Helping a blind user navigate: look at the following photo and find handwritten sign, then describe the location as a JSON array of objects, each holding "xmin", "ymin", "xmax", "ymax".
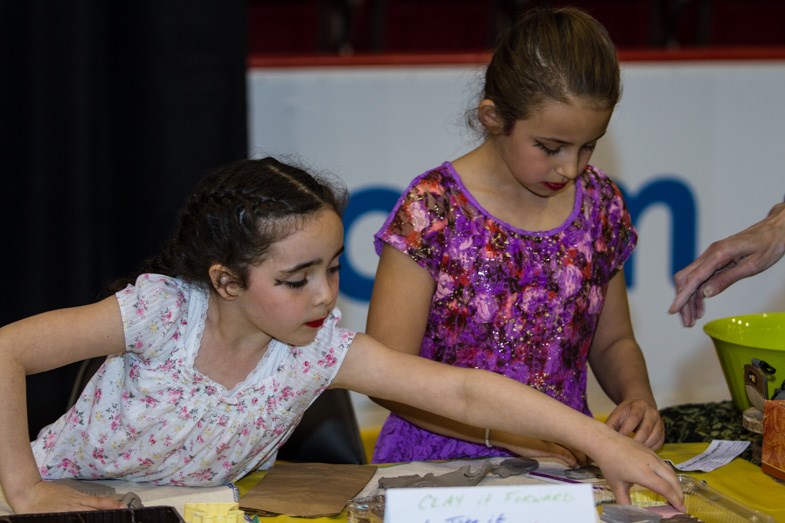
[{"xmin": 384, "ymin": 484, "xmax": 596, "ymax": 523}]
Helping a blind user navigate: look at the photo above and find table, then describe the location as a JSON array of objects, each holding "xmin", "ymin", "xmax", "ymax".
[
  {"xmin": 238, "ymin": 442, "xmax": 785, "ymax": 522},
  {"xmin": 659, "ymin": 442, "xmax": 784, "ymax": 521},
  {"xmin": 1, "ymin": 443, "xmax": 780, "ymax": 521}
]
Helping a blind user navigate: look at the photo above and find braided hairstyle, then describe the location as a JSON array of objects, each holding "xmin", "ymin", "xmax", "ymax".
[{"xmin": 135, "ymin": 157, "xmax": 348, "ymax": 290}]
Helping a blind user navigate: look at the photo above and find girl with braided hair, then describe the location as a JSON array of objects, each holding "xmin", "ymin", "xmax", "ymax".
[{"xmin": 0, "ymin": 157, "xmax": 683, "ymax": 514}]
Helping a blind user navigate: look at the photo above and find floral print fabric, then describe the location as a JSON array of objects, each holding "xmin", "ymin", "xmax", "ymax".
[
  {"xmin": 31, "ymin": 274, "xmax": 354, "ymax": 486},
  {"xmin": 372, "ymin": 162, "xmax": 636, "ymax": 463}
]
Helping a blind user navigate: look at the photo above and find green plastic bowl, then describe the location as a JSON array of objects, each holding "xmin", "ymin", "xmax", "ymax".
[{"xmin": 704, "ymin": 312, "xmax": 785, "ymax": 411}]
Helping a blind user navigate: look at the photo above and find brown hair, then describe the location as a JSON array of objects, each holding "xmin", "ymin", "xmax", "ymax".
[
  {"xmin": 130, "ymin": 157, "xmax": 347, "ymax": 290},
  {"xmin": 483, "ymin": 7, "xmax": 621, "ymax": 133}
]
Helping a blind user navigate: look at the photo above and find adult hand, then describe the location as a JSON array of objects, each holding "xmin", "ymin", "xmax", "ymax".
[
  {"xmin": 605, "ymin": 399, "xmax": 664, "ymax": 451},
  {"xmin": 9, "ymin": 480, "xmax": 125, "ymax": 515},
  {"xmin": 670, "ymin": 201, "xmax": 785, "ymax": 327}
]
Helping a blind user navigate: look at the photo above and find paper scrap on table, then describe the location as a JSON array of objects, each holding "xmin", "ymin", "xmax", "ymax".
[
  {"xmin": 239, "ymin": 462, "xmax": 377, "ymax": 517},
  {"xmin": 669, "ymin": 440, "xmax": 750, "ymax": 472}
]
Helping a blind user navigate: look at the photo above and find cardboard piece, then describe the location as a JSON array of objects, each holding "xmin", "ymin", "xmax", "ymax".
[
  {"xmin": 239, "ymin": 462, "xmax": 377, "ymax": 517},
  {"xmin": 761, "ymin": 400, "xmax": 785, "ymax": 481}
]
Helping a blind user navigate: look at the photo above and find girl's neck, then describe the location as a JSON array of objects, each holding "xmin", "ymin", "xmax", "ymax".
[
  {"xmin": 452, "ymin": 143, "xmax": 576, "ymax": 232},
  {"xmin": 194, "ymin": 293, "xmax": 272, "ymax": 389}
]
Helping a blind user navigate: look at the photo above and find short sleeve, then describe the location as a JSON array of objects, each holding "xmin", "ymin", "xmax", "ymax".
[
  {"xmin": 273, "ymin": 306, "xmax": 356, "ymax": 393},
  {"xmin": 605, "ymin": 175, "xmax": 638, "ymax": 276},
  {"xmin": 116, "ymin": 274, "xmax": 192, "ymax": 360},
  {"xmin": 374, "ymin": 168, "xmax": 453, "ymax": 279}
]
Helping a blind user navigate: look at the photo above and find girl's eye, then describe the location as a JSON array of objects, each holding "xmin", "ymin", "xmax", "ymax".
[
  {"xmin": 535, "ymin": 142, "xmax": 561, "ymax": 156},
  {"xmin": 276, "ymin": 265, "xmax": 341, "ymax": 288},
  {"xmin": 582, "ymin": 143, "xmax": 597, "ymax": 152},
  {"xmin": 277, "ymin": 278, "xmax": 308, "ymax": 289}
]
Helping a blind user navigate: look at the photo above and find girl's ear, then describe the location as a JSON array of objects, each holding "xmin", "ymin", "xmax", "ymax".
[
  {"xmin": 209, "ymin": 264, "xmax": 242, "ymax": 299},
  {"xmin": 478, "ymin": 99, "xmax": 504, "ymax": 134}
]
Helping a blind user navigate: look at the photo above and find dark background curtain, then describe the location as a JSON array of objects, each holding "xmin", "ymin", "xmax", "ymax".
[{"xmin": 0, "ymin": 1, "xmax": 249, "ymax": 438}]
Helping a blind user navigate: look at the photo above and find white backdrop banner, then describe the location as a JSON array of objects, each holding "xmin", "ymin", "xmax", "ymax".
[{"xmin": 248, "ymin": 59, "xmax": 785, "ymax": 423}]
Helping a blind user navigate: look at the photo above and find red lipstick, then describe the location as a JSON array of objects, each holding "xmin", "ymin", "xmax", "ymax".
[
  {"xmin": 544, "ymin": 181, "xmax": 566, "ymax": 191},
  {"xmin": 306, "ymin": 318, "xmax": 325, "ymax": 328}
]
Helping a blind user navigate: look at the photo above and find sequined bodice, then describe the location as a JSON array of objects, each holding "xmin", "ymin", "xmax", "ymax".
[
  {"xmin": 372, "ymin": 162, "xmax": 636, "ymax": 462},
  {"xmin": 375, "ymin": 160, "xmax": 636, "ymax": 415}
]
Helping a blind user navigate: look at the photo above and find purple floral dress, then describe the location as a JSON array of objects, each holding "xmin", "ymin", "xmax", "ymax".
[
  {"xmin": 31, "ymin": 274, "xmax": 354, "ymax": 486},
  {"xmin": 372, "ymin": 162, "xmax": 636, "ymax": 463}
]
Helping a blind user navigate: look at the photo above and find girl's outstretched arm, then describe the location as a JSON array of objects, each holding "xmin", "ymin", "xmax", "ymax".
[
  {"xmin": 0, "ymin": 296, "xmax": 128, "ymax": 514},
  {"xmin": 333, "ymin": 333, "xmax": 685, "ymax": 510}
]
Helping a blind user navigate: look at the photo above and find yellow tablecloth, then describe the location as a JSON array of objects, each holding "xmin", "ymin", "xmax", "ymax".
[
  {"xmin": 238, "ymin": 442, "xmax": 785, "ymax": 522},
  {"xmin": 659, "ymin": 442, "xmax": 785, "ymax": 521}
]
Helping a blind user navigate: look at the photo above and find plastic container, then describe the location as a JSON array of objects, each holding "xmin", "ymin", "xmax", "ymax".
[
  {"xmin": 346, "ymin": 495, "xmax": 384, "ymax": 523},
  {"xmin": 704, "ymin": 312, "xmax": 785, "ymax": 411},
  {"xmin": 0, "ymin": 506, "xmax": 185, "ymax": 523},
  {"xmin": 628, "ymin": 474, "xmax": 775, "ymax": 523}
]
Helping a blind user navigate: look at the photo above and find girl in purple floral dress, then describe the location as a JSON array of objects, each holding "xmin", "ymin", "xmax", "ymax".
[
  {"xmin": 0, "ymin": 157, "xmax": 684, "ymax": 515},
  {"xmin": 369, "ymin": 7, "xmax": 663, "ymax": 464}
]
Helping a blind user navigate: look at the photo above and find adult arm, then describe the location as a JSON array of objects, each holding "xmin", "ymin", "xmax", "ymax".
[
  {"xmin": 669, "ymin": 201, "xmax": 785, "ymax": 327},
  {"xmin": 588, "ymin": 270, "xmax": 663, "ymax": 450},
  {"xmin": 333, "ymin": 332, "xmax": 685, "ymax": 510},
  {"xmin": 366, "ymin": 245, "xmax": 581, "ymax": 465},
  {"xmin": 0, "ymin": 296, "xmax": 128, "ymax": 514}
]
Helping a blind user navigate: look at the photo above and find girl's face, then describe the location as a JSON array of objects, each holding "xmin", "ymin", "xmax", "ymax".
[
  {"xmin": 239, "ymin": 208, "xmax": 344, "ymax": 347},
  {"xmin": 492, "ymin": 96, "xmax": 613, "ymax": 198}
]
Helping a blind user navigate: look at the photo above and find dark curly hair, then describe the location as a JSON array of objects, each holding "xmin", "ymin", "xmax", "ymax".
[{"xmin": 126, "ymin": 157, "xmax": 348, "ymax": 291}]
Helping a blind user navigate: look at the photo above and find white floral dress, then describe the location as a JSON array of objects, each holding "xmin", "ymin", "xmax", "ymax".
[{"xmin": 31, "ymin": 274, "xmax": 354, "ymax": 486}]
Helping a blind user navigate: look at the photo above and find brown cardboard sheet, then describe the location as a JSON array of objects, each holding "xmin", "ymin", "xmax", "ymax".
[{"xmin": 239, "ymin": 462, "xmax": 377, "ymax": 517}]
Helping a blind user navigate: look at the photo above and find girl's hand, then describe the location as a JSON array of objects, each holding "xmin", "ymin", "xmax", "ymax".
[
  {"xmin": 591, "ymin": 433, "xmax": 685, "ymax": 511},
  {"xmin": 10, "ymin": 480, "xmax": 125, "ymax": 515},
  {"xmin": 605, "ymin": 399, "xmax": 664, "ymax": 451}
]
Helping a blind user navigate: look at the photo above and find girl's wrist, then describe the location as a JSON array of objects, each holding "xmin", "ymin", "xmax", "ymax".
[{"xmin": 580, "ymin": 421, "xmax": 619, "ymax": 457}]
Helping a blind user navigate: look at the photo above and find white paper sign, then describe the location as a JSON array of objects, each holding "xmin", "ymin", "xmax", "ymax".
[{"xmin": 384, "ymin": 484, "xmax": 596, "ymax": 523}]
